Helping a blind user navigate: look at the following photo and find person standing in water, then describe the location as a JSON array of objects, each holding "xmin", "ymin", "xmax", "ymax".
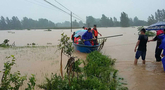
[
  {"xmin": 134, "ymin": 28, "xmax": 148, "ymax": 65},
  {"xmin": 92, "ymin": 25, "xmax": 102, "ymax": 45},
  {"xmin": 148, "ymin": 30, "xmax": 164, "ymax": 62}
]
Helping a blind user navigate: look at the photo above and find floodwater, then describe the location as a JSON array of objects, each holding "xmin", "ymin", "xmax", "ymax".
[{"xmin": 0, "ymin": 27, "xmax": 165, "ymax": 90}]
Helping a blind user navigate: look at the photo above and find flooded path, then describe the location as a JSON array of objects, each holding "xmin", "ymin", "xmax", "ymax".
[{"xmin": 0, "ymin": 27, "xmax": 165, "ymax": 90}]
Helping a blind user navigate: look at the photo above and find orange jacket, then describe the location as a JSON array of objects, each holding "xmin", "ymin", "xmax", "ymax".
[
  {"xmin": 76, "ymin": 38, "xmax": 80, "ymax": 44},
  {"xmin": 74, "ymin": 37, "xmax": 77, "ymax": 43},
  {"xmin": 92, "ymin": 28, "xmax": 98, "ymax": 37}
]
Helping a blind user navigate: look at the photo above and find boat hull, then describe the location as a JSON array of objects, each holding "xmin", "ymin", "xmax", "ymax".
[{"xmin": 74, "ymin": 43, "xmax": 99, "ymax": 53}]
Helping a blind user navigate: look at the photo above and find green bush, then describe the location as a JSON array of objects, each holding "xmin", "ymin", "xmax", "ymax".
[
  {"xmin": 137, "ymin": 26, "xmax": 156, "ymax": 37},
  {"xmin": 0, "ymin": 55, "xmax": 36, "ymax": 90},
  {"xmin": 145, "ymin": 31, "xmax": 156, "ymax": 37},
  {"xmin": 0, "ymin": 39, "xmax": 10, "ymax": 48},
  {"xmin": 39, "ymin": 51, "xmax": 128, "ymax": 90}
]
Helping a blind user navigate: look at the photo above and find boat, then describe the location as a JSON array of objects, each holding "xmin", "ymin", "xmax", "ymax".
[
  {"xmin": 73, "ymin": 43, "xmax": 100, "ymax": 53},
  {"xmin": 73, "ymin": 29, "xmax": 122, "ymax": 53}
]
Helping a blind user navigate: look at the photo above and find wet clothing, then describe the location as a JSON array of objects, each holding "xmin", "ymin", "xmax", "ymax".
[
  {"xmin": 82, "ymin": 31, "xmax": 93, "ymax": 46},
  {"xmin": 74, "ymin": 37, "xmax": 77, "ymax": 43},
  {"xmin": 75, "ymin": 38, "xmax": 80, "ymax": 44},
  {"xmin": 158, "ymin": 34, "xmax": 165, "ymax": 71},
  {"xmin": 158, "ymin": 34, "xmax": 165, "ymax": 56},
  {"xmin": 92, "ymin": 28, "xmax": 98, "ymax": 37},
  {"xmin": 137, "ymin": 35, "xmax": 148, "ymax": 52},
  {"xmin": 135, "ymin": 50, "xmax": 146, "ymax": 60},
  {"xmin": 135, "ymin": 35, "xmax": 148, "ymax": 60},
  {"xmin": 153, "ymin": 36, "xmax": 162, "ymax": 47},
  {"xmin": 71, "ymin": 35, "xmax": 75, "ymax": 42},
  {"xmin": 153, "ymin": 36, "xmax": 163, "ymax": 61},
  {"xmin": 92, "ymin": 28, "xmax": 99, "ymax": 45}
]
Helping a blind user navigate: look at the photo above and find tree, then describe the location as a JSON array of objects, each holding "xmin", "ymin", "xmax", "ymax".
[
  {"xmin": 100, "ymin": 14, "xmax": 110, "ymax": 27},
  {"xmin": 6, "ymin": 17, "xmax": 12, "ymax": 29},
  {"xmin": 109, "ymin": 17, "xmax": 114, "ymax": 27},
  {"xmin": 155, "ymin": 9, "xmax": 165, "ymax": 22},
  {"xmin": 113, "ymin": 17, "xmax": 120, "ymax": 27},
  {"xmin": 0, "ymin": 16, "xmax": 7, "ymax": 30},
  {"xmin": 86, "ymin": 16, "xmax": 96, "ymax": 27},
  {"xmin": 78, "ymin": 21, "xmax": 84, "ymax": 27},
  {"xmin": 10, "ymin": 16, "xmax": 22, "ymax": 29},
  {"xmin": 120, "ymin": 12, "xmax": 129, "ymax": 27},
  {"xmin": 148, "ymin": 14, "xmax": 156, "ymax": 25},
  {"xmin": 72, "ymin": 20, "xmax": 79, "ymax": 27}
]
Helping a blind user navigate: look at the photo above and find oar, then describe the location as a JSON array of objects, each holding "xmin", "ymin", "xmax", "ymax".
[{"xmin": 85, "ymin": 34, "xmax": 123, "ymax": 41}]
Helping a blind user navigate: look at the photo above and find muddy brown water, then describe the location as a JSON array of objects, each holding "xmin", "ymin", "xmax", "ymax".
[{"xmin": 0, "ymin": 27, "xmax": 165, "ymax": 90}]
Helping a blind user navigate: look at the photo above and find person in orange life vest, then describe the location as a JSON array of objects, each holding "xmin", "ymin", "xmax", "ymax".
[
  {"xmin": 71, "ymin": 32, "xmax": 75, "ymax": 42},
  {"xmin": 75, "ymin": 35, "xmax": 81, "ymax": 44},
  {"xmin": 74, "ymin": 37, "xmax": 77, "ymax": 43},
  {"xmin": 92, "ymin": 25, "xmax": 102, "ymax": 45},
  {"xmin": 82, "ymin": 26, "xmax": 88, "ymax": 30}
]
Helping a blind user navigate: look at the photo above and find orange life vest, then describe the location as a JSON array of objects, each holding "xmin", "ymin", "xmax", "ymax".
[
  {"xmin": 74, "ymin": 37, "xmax": 77, "ymax": 43},
  {"xmin": 76, "ymin": 38, "xmax": 80, "ymax": 44},
  {"xmin": 85, "ymin": 27, "xmax": 88, "ymax": 30},
  {"xmin": 92, "ymin": 28, "xmax": 98, "ymax": 37}
]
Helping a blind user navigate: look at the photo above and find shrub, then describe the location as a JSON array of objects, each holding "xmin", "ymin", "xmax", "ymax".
[
  {"xmin": 0, "ymin": 39, "xmax": 10, "ymax": 48},
  {"xmin": 137, "ymin": 26, "xmax": 156, "ymax": 37},
  {"xmin": 39, "ymin": 51, "xmax": 128, "ymax": 90},
  {"xmin": 0, "ymin": 55, "xmax": 36, "ymax": 90}
]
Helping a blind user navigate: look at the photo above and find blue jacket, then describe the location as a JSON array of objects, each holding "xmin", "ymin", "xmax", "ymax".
[
  {"xmin": 82, "ymin": 31, "xmax": 93, "ymax": 45},
  {"xmin": 158, "ymin": 34, "xmax": 165, "ymax": 55}
]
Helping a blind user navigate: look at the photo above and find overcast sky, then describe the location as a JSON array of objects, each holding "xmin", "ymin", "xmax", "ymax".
[{"xmin": 0, "ymin": 0, "xmax": 165, "ymax": 23}]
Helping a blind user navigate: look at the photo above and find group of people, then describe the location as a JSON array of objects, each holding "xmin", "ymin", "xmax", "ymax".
[
  {"xmin": 71, "ymin": 25, "xmax": 102, "ymax": 46},
  {"xmin": 134, "ymin": 28, "xmax": 165, "ymax": 65}
]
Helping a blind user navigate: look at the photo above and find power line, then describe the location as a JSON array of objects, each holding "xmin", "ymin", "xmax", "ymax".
[
  {"xmin": 44, "ymin": 0, "xmax": 70, "ymax": 15},
  {"xmin": 24, "ymin": 0, "xmax": 58, "ymax": 12},
  {"xmin": 54, "ymin": 0, "xmax": 71, "ymax": 12},
  {"xmin": 26, "ymin": 0, "xmax": 84, "ymax": 22},
  {"xmin": 44, "ymin": 0, "xmax": 84, "ymax": 22},
  {"xmin": 54, "ymin": 0, "xmax": 84, "ymax": 21}
]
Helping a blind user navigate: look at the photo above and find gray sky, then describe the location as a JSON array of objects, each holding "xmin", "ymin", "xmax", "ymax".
[{"xmin": 0, "ymin": 0, "xmax": 165, "ymax": 23}]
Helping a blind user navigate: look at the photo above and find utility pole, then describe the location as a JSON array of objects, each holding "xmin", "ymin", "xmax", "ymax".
[{"xmin": 70, "ymin": 12, "xmax": 72, "ymax": 32}]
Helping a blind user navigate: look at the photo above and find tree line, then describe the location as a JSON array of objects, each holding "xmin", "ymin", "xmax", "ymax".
[
  {"xmin": 56, "ymin": 20, "xmax": 83, "ymax": 27},
  {"xmin": 0, "ymin": 9, "xmax": 165, "ymax": 30},
  {"xmin": 86, "ymin": 12, "xmax": 147, "ymax": 27},
  {"xmin": 0, "ymin": 16, "xmax": 56, "ymax": 30},
  {"xmin": 86, "ymin": 9, "xmax": 165, "ymax": 27}
]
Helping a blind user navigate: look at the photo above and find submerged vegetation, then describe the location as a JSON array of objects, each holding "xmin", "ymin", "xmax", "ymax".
[
  {"xmin": 0, "ymin": 55, "xmax": 36, "ymax": 90},
  {"xmin": 44, "ymin": 29, "xmax": 52, "ymax": 31},
  {"xmin": 0, "ymin": 39, "xmax": 10, "ymax": 47}
]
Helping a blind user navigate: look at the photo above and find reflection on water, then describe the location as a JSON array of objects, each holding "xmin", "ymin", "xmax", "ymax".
[{"xmin": 0, "ymin": 27, "xmax": 165, "ymax": 90}]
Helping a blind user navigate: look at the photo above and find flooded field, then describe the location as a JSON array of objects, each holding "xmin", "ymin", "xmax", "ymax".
[{"xmin": 0, "ymin": 27, "xmax": 165, "ymax": 90}]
